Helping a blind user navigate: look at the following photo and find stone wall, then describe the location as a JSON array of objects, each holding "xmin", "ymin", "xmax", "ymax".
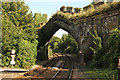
[
  {"xmin": 60, "ymin": 6, "xmax": 81, "ymax": 13},
  {"xmin": 73, "ymin": 9, "xmax": 120, "ymax": 63},
  {"xmin": 37, "ymin": 42, "xmax": 48, "ymax": 61},
  {"xmin": 37, "ymin": 7, "xmax": 120, "ymax": 62}
]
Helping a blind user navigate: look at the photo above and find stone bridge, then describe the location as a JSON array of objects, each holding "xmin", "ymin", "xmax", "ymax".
[{"xmin": 37, "ymin": 2, "xmax": 120, "ymax": 62}]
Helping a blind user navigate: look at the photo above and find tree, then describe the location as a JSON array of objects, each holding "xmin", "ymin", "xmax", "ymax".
[
  {"xmin": 34, "ymin": 13, "xmax": 47, "ymax": 27},
  {"xmin": 49, "ymin": 36, "xmax": 60, "ymax": 52},
  {"xmin": 49, "ymin": 34, "xmax": 79, "ymax": 54},
  {"xmin": 2, "ymin": 1, "xmax": 38, "ymax": 69},
  {"xmin": 64, "ymin": 34, "xmax": 78, "ymax": 54},
  {"xmin": 34, "ymin": 13, "xmax": 41, "ymax": 27}
]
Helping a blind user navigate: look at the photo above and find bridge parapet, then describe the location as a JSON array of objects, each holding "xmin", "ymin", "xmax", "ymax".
[{"xmin": 60, "ymin": 6, "xmax": 82, "ymax": 14}]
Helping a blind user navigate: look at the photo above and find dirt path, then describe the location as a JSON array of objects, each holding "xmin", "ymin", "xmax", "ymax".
[
  {"xmin": 72, "ymin": 54, "xmax": 90, "ymax": 80},
  {"xmin": 0, "ymin": 65, "xmax": 39, "ymax": 79},
  {"xmin": 0, "ymin": 72, "xmax": 25, "ymax": 79}
]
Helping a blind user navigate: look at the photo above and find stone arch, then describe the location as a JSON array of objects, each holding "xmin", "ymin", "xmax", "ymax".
[
  {"xmin": 37, "ymin": 15, "xmax": 81, "ymax": 60},
  {"xmin": 37, "ymin": 16, "xmax": 81, "ymax": 50},
  {"xmin": 37, "ymin": 7, "xmax": 120, "ymax": 63}
]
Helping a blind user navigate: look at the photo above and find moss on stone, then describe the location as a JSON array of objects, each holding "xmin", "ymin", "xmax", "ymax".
[{"xmin": 50, "ymin": 2, "xmax": 120, "ymax": 21}]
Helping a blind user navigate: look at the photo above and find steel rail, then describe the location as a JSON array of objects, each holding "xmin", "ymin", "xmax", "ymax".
[
  {"xmin": 43, "ymin": 53, "xmax": 59, "ymax": 67},
  {"xmin": 23, "ymin": 53, "xmax": 61, "ymax": 78},
  {"xmin": 67, "ymin": 55, "xmax": 74, "ymax": 80},
  {"xmin": 31, "ymin": 55, "xmax": 62, "ymax": 78},
  {"xmin": 50, "ymin": 54, "xmax": 74, "ymax": 80},
  {"xmin": 50, "ymin": 62, "xmax": 65, "ymax": 80}
]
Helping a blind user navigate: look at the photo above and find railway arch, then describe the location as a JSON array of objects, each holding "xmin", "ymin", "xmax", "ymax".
[{"xmin": 37, "ymin": 4, "xmax": 120, "ymax": 63}]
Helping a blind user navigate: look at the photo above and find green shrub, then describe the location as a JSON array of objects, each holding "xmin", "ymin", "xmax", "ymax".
[
  {"xmin": 89, "ymin": 28, "xmax": 120, "ymax": 69},
  {"xmin": 103, "ymin": 28, "xmax": 120, "ymax": 69}
]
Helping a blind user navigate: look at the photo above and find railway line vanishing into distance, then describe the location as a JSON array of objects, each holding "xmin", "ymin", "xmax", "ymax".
[{"xmin": 15, "ymin": 53, "xmax": 74, "ymax": 80}]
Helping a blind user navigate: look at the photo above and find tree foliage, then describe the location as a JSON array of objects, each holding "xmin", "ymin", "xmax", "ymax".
[
  {"xmin": 89, "ymin": 30, "xmax": 102, "ymax": 67},
  {"xmin": 89, "ymin": 28, "xmax": 120, "ymax": 69},
  {"xmin": 34, "ymin": 13, "xmax": 47, "ymax": 27},
  {"xmin": 2, "ymin": 1, "xmax": 38, "ymax": 69},
  {"xmin": 49, "ymin": 34, "xmax": 79, "ymax": 54},
  {"xmin": 90, "ymin": 30, "xmax": 102, "ymax": 54},
  {"xmin": 103, "ymin": 28, "xmax": 120, "ymax": 69},
  {"xmin": 49, "ymin": 36, "xmax": 60, "ymax": 53}
]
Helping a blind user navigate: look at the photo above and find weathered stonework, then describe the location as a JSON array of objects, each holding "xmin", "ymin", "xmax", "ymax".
[
  {"xmin": 37, "ymin": 8, "xmax": 120, "ymax": 62},
  {"xmin": 60, "ymin": 6, "xmax": 81, "ymax": 13}
]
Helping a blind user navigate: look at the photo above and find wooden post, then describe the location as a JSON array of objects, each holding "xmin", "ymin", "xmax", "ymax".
[{"xmin": 118, "ymin": 56, "xmax": 120, "ymax": 80}]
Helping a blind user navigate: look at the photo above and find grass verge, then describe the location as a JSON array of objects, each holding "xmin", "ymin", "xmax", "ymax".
[{"xmin": 86, "ymin": 68, "xmax": 118, "ymax": 80}]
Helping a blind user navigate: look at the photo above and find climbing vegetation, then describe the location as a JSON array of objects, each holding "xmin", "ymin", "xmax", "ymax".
[
  {"xmin": 103, "ymin": 28, "xmax": 120, "ymax": 69},
  {"xmin": 89, "ymin": 30, "xmax": 102, "ymax": 68},
  {"xmin": 52, "ymin": 1, "xmax": 120, "ymax": 21},
  {"xmin": 89, "ymin": 28, "xmax": 120, "ymax": 69}
]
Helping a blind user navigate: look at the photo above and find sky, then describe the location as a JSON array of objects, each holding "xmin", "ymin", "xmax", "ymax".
[{"xmin": 25, "ymin": 0, "xmax": 92, "ymax": 38}]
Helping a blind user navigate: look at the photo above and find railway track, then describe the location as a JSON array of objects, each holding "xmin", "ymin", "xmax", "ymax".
[
  {"xmin": 50, "ymin": 54, "xmax": 74, "ymax": 80},
  {"xmin": 15, "ymin": 53, "xmax": 74, "ymax": 80}
]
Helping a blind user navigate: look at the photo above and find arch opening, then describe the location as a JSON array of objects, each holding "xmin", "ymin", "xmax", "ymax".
[
  {"xmin": 36, "ymin": 16, "xmax": 83, "ymax": 61},
  {"xmin": 37, "ymin": 27, "xmax": 79, "ymax": 61},
  {"xmin": 49, "ymin": 28, "xmax": 79, "ymax": 55},
  {"xmin": 53, "ymin": 28, "xmax": 68, "ymax": 38}
]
